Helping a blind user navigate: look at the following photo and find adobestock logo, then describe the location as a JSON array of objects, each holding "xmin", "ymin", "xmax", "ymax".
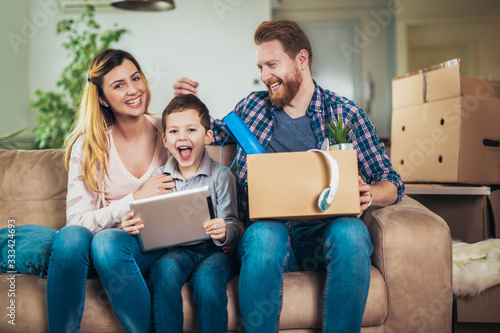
[
  {"xmin": 7, "ymin": 0, "xmax": 59, "ymax": 54},
  {"xmin": 213, "ymin": 0, "xmax": 244, "ymax": 21},
  {"xmin": 143, "ymin": 64, "xmax": 170, "ymax": 90},
  {"xmin": 340, "ymin": 0, "xmax": 404, "ymax": 63},
  {"xmin": 178, "ymin": 192, "xmax": 211, "ymax": 224}
]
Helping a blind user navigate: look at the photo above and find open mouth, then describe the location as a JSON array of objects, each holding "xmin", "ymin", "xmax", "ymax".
[
  {"xmin": 177, "ymin": 146, "xmax": 192, "ymax": 160},
  {"xmin": 269, "ymin": 80, "xmax": 282, "ymax": 93},
  {"xmin": 126, "ymin": 96, "xmax": 141, "ymax": 106}
]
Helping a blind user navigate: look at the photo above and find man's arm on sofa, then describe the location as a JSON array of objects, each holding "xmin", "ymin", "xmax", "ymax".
[{"xmin": 363, "ymin": 196, "xmax": 453, "ymax": 333}]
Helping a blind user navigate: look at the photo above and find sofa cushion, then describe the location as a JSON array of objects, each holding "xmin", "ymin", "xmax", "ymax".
[{"xmin": 0, "ymin": 224, "xmax": 57, "ymax": 277}]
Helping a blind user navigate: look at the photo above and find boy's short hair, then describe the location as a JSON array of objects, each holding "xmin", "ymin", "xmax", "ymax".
[{"xmin": 162, "ymin": 94, "xmax": 211, "ymax": 132}]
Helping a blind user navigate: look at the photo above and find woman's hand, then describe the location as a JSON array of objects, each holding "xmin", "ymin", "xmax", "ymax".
[
  {"xmin": 173, "ymin": 77, "xmax": 199, "ymax": 96},
  {"xmin": 133, "ymin": 173, "xmax": 174, "ymax": 200},
  {"xmin": 120, "ymin": 211, "xmax": 143, "ymax": 236},
  {"xmin": 357, "ymin": 176, "xmax": 373, "ymax": 218},
  {"xmin": 204, "ymin": 218, "xmax": 227, "ymax": 242}
]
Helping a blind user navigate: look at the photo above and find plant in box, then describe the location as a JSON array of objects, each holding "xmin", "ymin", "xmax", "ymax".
[{"xmin": 325, "ymin": 113, "xmax": 356, "ymax": 150}]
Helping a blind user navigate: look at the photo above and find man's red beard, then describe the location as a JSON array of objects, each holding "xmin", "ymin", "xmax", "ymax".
[{"xmin": 266, "ymin": 66, "xmax": 303, "ymax": 108}]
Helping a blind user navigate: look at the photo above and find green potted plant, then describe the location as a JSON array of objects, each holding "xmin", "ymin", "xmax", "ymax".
[
  {"xmin": 325, "ymin": 113, "xmax": 356, "ymax": 150},
  {"xmin": 30, "ymin": 3, "xmax": 128, "ymax": 149}
]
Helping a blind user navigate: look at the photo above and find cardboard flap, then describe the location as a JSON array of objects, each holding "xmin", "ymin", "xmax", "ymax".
[
  {"xmin": 427, "ymin": 63, "xmax": 462, "ymax": 102},
  {"xmin": 392, "ymin": 58, "xmax": 463, "ymax": 108},
  {"xmin": 392, "ymin": 73, "xmax": 424, "ymax": 109}
]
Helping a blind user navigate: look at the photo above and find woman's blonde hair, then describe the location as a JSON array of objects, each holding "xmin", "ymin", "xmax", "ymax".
[{"xmin": 64, "ymin": 49, "xmax": 152, "ymax": 193}]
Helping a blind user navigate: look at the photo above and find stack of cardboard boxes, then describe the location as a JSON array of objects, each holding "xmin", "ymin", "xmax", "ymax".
[
  {"xmin": 391, "ymin": 59, "xmax": 500, "ymax": 331},
  {"xmin": 391, "ymin": 59, "xmax": 500, "ymax": 185}
]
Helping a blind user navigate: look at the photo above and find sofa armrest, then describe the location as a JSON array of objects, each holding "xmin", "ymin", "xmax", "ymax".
[{"xmin": 363, "ymin": 195, "xmax": 452, "ymax": 333}]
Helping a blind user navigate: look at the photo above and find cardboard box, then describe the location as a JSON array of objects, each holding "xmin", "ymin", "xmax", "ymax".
[
  {"xmin": 457, "ymin": 285, "xmax": 500, "ymax": 323},
  {"xmin": 247, "ymin": 150, "xmax": 360, "ymax": 221},
  {"xmin": 489, "ymin": 188, "xmax": 500, "ymax": 238},
  {"xmin": 391, "ymin": 59, "xmax": 500, "ymax": 185},
  {"xmin": 405, "ymin": 184, "xmax": 500, "ymax": 325},
  {"xmin": 457, "ymin": 284, "xmax": 500, "ymax": 324},
  {"xmin": 405, "ymin": 184, "xmax": 492, "ymax": 243}
]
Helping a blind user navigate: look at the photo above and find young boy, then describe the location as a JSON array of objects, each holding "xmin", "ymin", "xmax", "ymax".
[{"xmin": 148, "ymin": 94, "xmax": 241, "ymax": 332}]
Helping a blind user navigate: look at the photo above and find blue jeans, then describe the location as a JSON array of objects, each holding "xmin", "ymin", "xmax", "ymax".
[
  {"xmin": 238, "ymin": 218, "xmax": 373, "ymax": 333},
  {"xmin": 149, "ymin": 240, "xmax": 237, "ymax": 333},
  {"xmin": 47, "ymin": 225, "xmax": 97, "ymax": 333},
  {"xmin": 91, "ymin": 228, "xmax": 166, "ymax": 333}
]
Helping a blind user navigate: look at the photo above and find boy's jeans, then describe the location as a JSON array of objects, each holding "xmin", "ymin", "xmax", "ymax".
[
  {"xmin": 149, "ymin": 240, "xmax": 237, "ymax": 333},
  {"xmin": 238, "ymin": 218, "xmax": 373, "ymax": 333}
]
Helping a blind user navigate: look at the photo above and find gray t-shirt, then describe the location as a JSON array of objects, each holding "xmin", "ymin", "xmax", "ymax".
[
  {"xmin": 152, "ymin": 148, "xmax": 241, "ymax": 246},
  {"xmin": 266, "ymin": 110, "xmax": 316, "ymax": 153}
]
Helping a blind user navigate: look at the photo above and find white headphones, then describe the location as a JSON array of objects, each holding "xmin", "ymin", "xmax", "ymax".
[{"xmin": 308, "ymin": 149, "xmax": 340, "ymax": 211}]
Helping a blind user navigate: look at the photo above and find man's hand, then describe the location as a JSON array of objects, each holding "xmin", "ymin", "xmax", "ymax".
[
  {"xmin": 357, "ymin": 178, "xmax": 399, "ymax": 218},
  {"xmin": 173, "ymin": 77, "xmax": 199, "ymax": 96},
  {"xmin": 357, "ymin": 176, "xmax": 372, "ymax": 218}
]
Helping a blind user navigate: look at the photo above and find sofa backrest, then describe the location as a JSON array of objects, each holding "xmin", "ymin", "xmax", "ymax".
[
  {"xmin": 206, "ymin": 144, "xmax": 238, "ymax": 175},
  {"xmin": 0, "ymin": 149, "xmax": 67, "ymax": 230},
  {"xmin": 0, "ymin": 144, "xmax": 237, "ymax": 230}
]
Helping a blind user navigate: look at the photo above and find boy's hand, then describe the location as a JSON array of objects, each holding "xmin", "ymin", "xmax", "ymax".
[
  {"xmin": 120, "ymin": 211, "xmax": 144, "ymax": 236},
  {"xmin": 204, "ymin": 218, "xmax": 226, "ymax": 242},
  {"xmin": 133, "ymin": 173, "xmax": 174, "ymax": 200}
]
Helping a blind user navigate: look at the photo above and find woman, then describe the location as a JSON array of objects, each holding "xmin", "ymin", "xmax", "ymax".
[{"xmin": 47, "ymin": 49, "xmax": 172, "ymax": 333}]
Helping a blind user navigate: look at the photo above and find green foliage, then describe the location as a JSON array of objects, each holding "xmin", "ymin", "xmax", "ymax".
[
  {"xmin": 30, "ymin": 4, "xmax": 128, "ymax": 148},
  {"xmin": 326, "ymin": 113, "xmax": 356, "ymax": 145}
]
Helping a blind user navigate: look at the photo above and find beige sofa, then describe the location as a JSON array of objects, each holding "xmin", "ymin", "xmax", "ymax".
[{"xmin": 0, "ymin": 147, "xmax": 453, "ymax": 332}]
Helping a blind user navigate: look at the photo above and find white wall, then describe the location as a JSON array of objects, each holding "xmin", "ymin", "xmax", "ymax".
[
  {"xmin": 4, "ymin": 0, "xmax": 498, "ymax": 143},
  {"xmin": 395, "ymin": 0, "xmax": 500, "ymax": 78},
  {"xmin": 1, "ymin": 0, "xmax": 271, "ymax": 140},
  {"xmin": 406, "ymin": 20, "xmax": 500, "ymax": 80},
  {"xmin": 274, "ymin": 0, "xmax": 397, "ymax": 139},
  {"xmin": 1, "ymin": 1, "xmax": 31, "ymax": 141}
]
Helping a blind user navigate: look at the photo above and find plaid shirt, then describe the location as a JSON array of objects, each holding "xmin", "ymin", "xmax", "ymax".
[{"xmin": 211, "ymin": 81, "xmax": 404, "ymax": 223}]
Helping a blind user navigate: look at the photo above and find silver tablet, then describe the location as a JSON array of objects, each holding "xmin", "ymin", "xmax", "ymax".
[{"xmin": 129, "ymin": 186, "xmax": 214, "ymax": 252}]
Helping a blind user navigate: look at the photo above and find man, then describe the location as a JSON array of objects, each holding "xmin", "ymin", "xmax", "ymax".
[{"xmin": 174, "ymin": 19, "xmax": 404, "ymax": 333}]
